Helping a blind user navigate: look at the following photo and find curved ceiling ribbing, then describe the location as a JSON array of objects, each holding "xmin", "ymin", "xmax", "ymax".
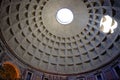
[{"xmin": 0, "ymin": 0, "xmax": 120, "ymax": 74}]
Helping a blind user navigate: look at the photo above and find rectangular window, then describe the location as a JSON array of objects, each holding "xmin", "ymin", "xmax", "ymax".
[
  {"xmin": 26, "ymin": 72, "xmax": 32, "ymax": 80},
  {"xmin": 87, "ymin": 76, "xmax": 95, "ymax": 80},
  {"xmin": 95, "ymin": 73, "xmax": 103, "ymax": 80},
  {"xmin": 97, "ymin": 75, "xmax": 102, "ymax": 80},
  {"xmin": 114, "ymin": 65, "xmax": 120, "ymax": 78},
  {"xmin": 76, "ymin": 77, "xmax": 85, "ymax": 80}
]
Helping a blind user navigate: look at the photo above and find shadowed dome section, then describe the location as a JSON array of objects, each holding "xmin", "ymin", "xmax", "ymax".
[{"xmin": 0, "ymin": 0, "xmax": 120, "ymax": 75}]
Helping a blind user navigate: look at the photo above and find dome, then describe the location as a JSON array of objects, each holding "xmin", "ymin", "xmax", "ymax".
[{"xmin": 0, "ymin": 0, "xmax": 120, "ymax": 75}]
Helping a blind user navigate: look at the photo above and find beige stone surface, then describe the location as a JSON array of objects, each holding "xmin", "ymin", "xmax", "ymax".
[{"xmin": 0, "ymin": 0, "xmax": 120, "ymax": 74}]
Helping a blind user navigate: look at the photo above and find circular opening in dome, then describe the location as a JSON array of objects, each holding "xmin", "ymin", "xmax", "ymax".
[{"xmin": 56, "ymin": 8, "xmax": 74, "ymax": 24}]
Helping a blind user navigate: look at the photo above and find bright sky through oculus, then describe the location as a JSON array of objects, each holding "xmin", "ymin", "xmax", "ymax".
[{"xmin": 56, "ymin": 8, "xmax": 74, "ymax": 24}]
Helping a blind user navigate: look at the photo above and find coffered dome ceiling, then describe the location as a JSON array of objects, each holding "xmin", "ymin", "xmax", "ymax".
[{"xmin": 0, "ymin": 0, "xmax": 120, "ymax": 75}]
